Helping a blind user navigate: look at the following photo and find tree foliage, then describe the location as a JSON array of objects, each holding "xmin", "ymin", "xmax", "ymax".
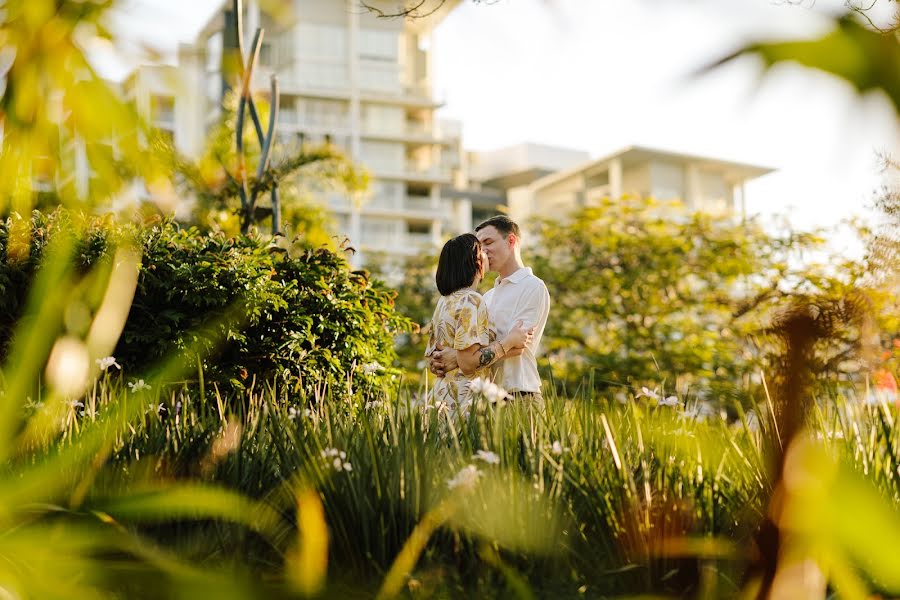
[{"xmin": 524, "ymin": 198, "xmax": 894, "ymax": 399}]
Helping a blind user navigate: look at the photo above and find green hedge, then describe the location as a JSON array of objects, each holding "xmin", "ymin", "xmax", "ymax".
[{"xmin": 0, "ymin": 209, "xmax": 411, "ymax": 394}]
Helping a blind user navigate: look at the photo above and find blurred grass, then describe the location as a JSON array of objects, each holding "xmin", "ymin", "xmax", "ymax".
[{"xmin": 66, "ymin": 367, "xmax": 898, "ymax": 598}]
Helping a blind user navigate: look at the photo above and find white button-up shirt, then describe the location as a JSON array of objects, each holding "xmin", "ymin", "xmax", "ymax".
[{"xmin": 483, "ymin": 266, "xmax": 550, "ymax": 394}]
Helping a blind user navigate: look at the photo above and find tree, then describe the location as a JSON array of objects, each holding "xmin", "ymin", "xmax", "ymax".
[{"xmin": 527, "ymin": 197, "xmax": 889, "ymax": 399}]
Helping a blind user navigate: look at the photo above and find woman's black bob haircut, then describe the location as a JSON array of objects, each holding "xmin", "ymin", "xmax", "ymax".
[{"xmin": 435, "ymin": 233, "xmax": 483, "ymax": 296}]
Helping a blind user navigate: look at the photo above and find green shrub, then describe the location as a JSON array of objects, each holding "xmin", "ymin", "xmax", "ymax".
[{"xmin": 0, "ymin": 209, "xmax": 412, "ymax": 395}]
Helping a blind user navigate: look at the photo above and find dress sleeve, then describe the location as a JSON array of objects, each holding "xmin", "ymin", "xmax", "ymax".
[{"xmin": 453, "ymin": 292, "xmax": 491, "ymax": 351}]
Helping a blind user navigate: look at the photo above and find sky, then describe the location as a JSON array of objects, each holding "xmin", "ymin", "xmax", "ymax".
[{"xmin": 99, "ymin": 0, "xmax": 900, "ymax": 253}]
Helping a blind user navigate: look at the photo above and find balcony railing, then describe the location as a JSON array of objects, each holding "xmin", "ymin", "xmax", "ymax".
[
  {"xmin": 405, "ymin": 195, "xmax": 434, "ymax": 211},
  {"xmin": 362, "ymin": 232, "xmax": 435, "ymax": 251}
]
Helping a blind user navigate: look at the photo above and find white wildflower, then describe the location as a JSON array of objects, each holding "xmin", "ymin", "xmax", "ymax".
[
  {"xmin": 362, "ymin": 361, "xmax": 383, "ymax": 375},
  {"xmin": 304, "ymin": 408, "xmax": 313, "ymax": 418},
  {"xmin": 472, "ymin": 450, "xmax": 500, "ymax": 465},
  {"xmin": 96, "ymin": 356, "xmax": 121, "ymax": 372},
  {"xmin": 128, "ymin": 379, "xmax": 151, "ymax": 393},
  {"xmin": 68, "ymin": 400, "xmax": 84, "ymax": 409},
  {"xmin": 321, "ymin": 447, "xmax": 352, "ymax": 471},
  {"xmin": 288, "ymin": 407, "xmax": 299, "ymax": 421},
  {"xmin": 636, "ymin": 386, "xmax": 660, "ymax": 401},
  {"xmin": 469, "ymin": 377, "xmax": 485, "ymax": 395},
  {"xmin": 447, "ymin": 464, "xmax": 482, "ymax": 492},
  {"xmin": 481, "ymin": 381, "xmax": 509, "ymax": 403},
  {"xmin": 658, "ymin": 395, "xmax": 681, "ymax": 407},
  {"xmin": 550, "ymin": 440, "xmax": 568, "ymax": 456}
]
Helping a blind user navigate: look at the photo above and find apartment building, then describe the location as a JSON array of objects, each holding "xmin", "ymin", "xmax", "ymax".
[
  {"xmin": 124, "ymin": 2, "xmax": 774, "ymax": 261},
  {"xmin": 500, "ymin": 146, "xmax": 773, "ymax": 223},
  {"xmin": 129, "ymin": 0, "xmax": 464, "ymax": 264}
]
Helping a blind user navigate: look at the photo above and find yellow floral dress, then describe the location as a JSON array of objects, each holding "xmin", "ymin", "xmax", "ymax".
[{"xmin": 425, "ymin": 289, "xmax": 493, "ymax": 407}]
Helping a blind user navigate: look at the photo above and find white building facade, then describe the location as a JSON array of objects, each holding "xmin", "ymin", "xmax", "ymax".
[{"xmin": 130, "ymin": 0, "xmax": 464, "ymax": 263}]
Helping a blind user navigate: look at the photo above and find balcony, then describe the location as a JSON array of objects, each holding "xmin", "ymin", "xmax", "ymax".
[
  {"xmin": 361, "ymin": 232, "xmax": 437, "ymax": 255},
  {"xmin": 327, "ymin": 194, "xmax": 449, "ymax": 219},
  {"xmin": 361, "ymin": 120, "xmax": 445, "ymax": 145},
  {"xmin": 368, "ymin": 160, "xmax": 451, "ymax": 184}
]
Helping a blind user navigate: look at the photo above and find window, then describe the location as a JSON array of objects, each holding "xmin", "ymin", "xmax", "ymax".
[
  {"xmin": 301, "ymin": 99, "xmax": 348, "ymax": 128},
  {"xmin": 360, "ymin": 141, "xmax": 403, "ymax": 171},
  {"xmin": 359, "ymin": 63, "xmax": 401, "ymax": 93},
  {"xmin": 151, "ymin": 96, "xmax": 175, "ymax": 125},
  {"xmin": 258, "ymin": 42, "xmax": 272, "ymax": 66},
  {"xmin": 362, "ymin": 104, "xmax": 403, "ymax": 133},
  {"xmin": 359, "ymin": 30, "xmax": 398, "ymax": 62},
  {"xmin": 297, "ymin": 24, "xmax": 347, "ymax": 60}
]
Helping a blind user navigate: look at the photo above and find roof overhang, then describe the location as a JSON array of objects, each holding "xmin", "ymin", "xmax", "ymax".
[{"xmin": 531, "ymin": 145, "xmax": 775, "ymax": 191}]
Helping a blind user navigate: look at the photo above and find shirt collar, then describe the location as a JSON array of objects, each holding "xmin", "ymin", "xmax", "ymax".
[{"xmin": 495, "ymin": 266, "xmax": 532, "ymax": 287}]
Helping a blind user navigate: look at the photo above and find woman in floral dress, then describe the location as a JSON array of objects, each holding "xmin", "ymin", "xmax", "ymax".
[{"xmin": 425, "ymin": 233, "xmax": 531, "ymax": 408}]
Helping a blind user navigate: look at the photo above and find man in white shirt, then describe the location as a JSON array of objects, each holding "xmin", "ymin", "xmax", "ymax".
[{"xmin": 428, "ymin": 215, "xmax": 551, "ymax": 402}]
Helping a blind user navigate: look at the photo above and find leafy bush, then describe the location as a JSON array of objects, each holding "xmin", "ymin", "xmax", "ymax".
[{"xmin": 0, "ymin": 209, "xmax": 412, "ymax": 395}]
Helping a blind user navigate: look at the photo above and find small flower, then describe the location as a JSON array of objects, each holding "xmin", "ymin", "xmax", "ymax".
[
  {"xmin": 482, "ymin": 381, "xmax": 509, "ymax": 403},
  {"xmin": 468, "ymin": 378, "xmax": 508, "ymax": 403},
  {"xmin": 304, "ymin": 408, "xmax": 313, "ymax": 418},
  {"xmin": 362, "ymin": 361, "xmax": 383, "ymax": 375},
  {"xmin": 636, "ymin": 386, "xmax": 660, "ymax": 401},
  {"xmin": 658, "ymin": 395, "xmax": 680, "ymax": 407},
  {"xmin": 68, "ymin": 400, "xmax": 84, "ymax": 409},
  {"xmin": 288, "ymin": 407, "xmax": 299, "ymax": 421},
  {"xmin": 128, "ymin": 379, "xmax": 151, "ymax": 393},
  {"xmin": 447, "ymin": 464, "xmax": 482, "ymax": 492},
  {"xmin": 96, "ymin": 356, "xmax": 121, "ymax": 372},
  {"xmin": 321, "ymin": 447, "xmax": 352, "ymax": 471},
  {"xmin": 365, "ymin": 400, "xmax": 382, "ymax": 410},
  {"xmin": 550, "ymin": 440, "xmax": 567, "ymax": 456},
  {"xmin": 472, "ymin": 450, "xmax": 500, "ymax": 465}
]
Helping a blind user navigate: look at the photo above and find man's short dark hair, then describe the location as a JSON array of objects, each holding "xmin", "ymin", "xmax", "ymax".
[
  {"xmin": 435, "ymin": 233, "xmax": 482, "ymax": 296},
  {"xmin": 475, "ymin": 215, "xmax": 521, "ymax": 240}
]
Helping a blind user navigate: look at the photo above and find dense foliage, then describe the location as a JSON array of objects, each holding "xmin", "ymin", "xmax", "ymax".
[{"xmin": 0, "ymin": 209, "xmax": 412, "ymax": 394}]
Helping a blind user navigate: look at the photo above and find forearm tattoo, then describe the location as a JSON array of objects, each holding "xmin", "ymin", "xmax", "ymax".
[{"xmin": 477, "ymin": 343, "xmax": 502, "ymax": 368}]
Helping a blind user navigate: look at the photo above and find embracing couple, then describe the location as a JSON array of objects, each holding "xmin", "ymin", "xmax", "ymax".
[{"xmin": 424, "ymin": 215, "xmax": 551, "ymax": 410}]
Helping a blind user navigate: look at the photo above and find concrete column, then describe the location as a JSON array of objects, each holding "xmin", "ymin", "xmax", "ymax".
[
  {"xmin": 455, "ymin": 197, "xmax": 472, "ymax": 233},
  {"xmin": 609, "ymin": 158, "xmax": 623, "ymax": 199},
  {"xmin": 175, "ymin": 43, "xmax": 205, "ymax": 159},
  {"xmin": 430, "ymin": 219, "xmax": 442, "ymax": 246},
  {"xmin": 346, "ymin": 0, "xmax": 362, "ymax": 267},
  {"xmin": 685, "ymin": 163, "xmax": 701, "ymax": 210},
  {"xmin": 246, "ymin": 0, "xmax": 260, "ymax": 50},
  {"xmin": 507, "ymin": 186, "xmax": 533, "ymax": 224}
]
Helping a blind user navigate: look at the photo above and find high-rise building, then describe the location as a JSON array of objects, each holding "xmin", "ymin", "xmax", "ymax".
[{"xmin": 128, "ymin": 0, "xmax": 464, "ymax": 264}]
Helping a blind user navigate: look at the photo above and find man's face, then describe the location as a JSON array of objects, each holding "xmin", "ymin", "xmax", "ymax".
[{"xmin": 476, "ymin": 226, "xmax": 511, "ymax": 273}]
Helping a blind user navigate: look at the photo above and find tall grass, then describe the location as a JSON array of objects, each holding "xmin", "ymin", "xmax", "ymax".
[{"xmin": 61, "ymin": 369, "xmax": 894, "ymax": 598}]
